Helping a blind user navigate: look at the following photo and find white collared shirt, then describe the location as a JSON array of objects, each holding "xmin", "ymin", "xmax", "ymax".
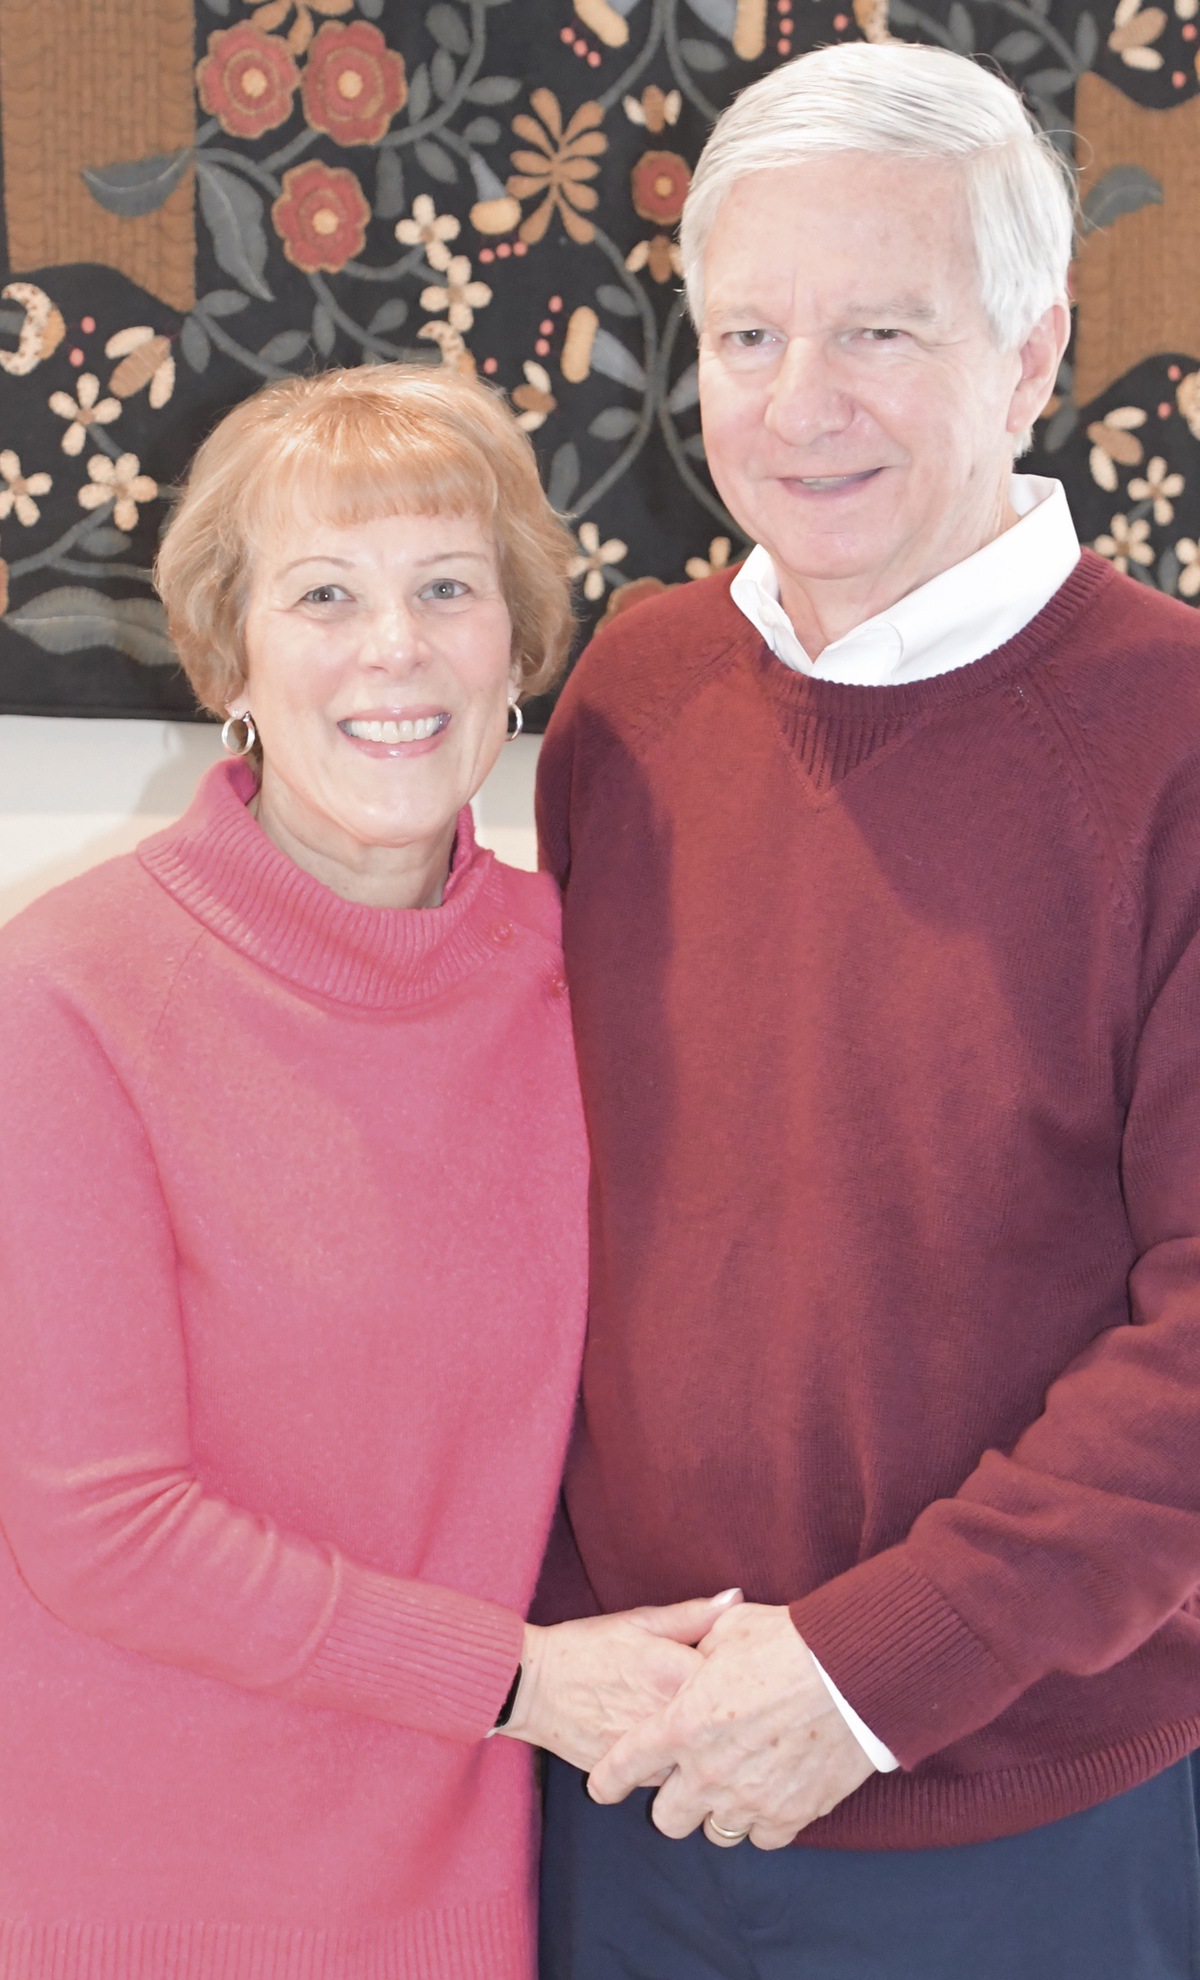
[
  {"xmin": 729, "ymin": 474, "xmax": 1080, "ymax": 687},
  {"xmin": 730, "ymin": 474, "xmax": 1080, "ymax": 1776}
]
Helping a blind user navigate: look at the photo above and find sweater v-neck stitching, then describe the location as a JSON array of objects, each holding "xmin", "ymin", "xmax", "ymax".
[{"xmin": 744, "ymin": 554, "xmax": 1117, "ymax": 808}]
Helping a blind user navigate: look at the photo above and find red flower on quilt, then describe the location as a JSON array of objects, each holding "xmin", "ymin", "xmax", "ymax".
[
  {"xmin": 271, "ymin": 160, "xmax": 370, "ymax": 273},
  {"xmin": 301, "ymin": 21, "xmax": 407, "ymax": 147},
  {"xmin": 196, "ymin": 23, "xmax": 300, "ymax": 140},
  {"xmin": 630, "ymin": 149, "xmax": 691, "ymax": 226}
]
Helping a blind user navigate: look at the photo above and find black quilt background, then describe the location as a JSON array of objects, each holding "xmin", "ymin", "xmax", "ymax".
[{"xmin": 0, "ymin": 0, "xmax": 1195, "ymax": 730}]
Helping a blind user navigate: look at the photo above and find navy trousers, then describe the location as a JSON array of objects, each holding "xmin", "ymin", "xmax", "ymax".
[{"xmin": 539, "ymin": 1752, "xmax": 1200, "ymax": 1979}]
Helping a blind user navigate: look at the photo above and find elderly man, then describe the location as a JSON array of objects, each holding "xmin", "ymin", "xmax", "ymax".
[{"xmin": 533, "ymin": 38, "xmax": 1200, "ymax": 1980}]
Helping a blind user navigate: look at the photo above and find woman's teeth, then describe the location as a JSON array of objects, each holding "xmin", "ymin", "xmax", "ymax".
[{"xmin": 343, "ymin": 715, "xmax": 445, "ymax": 743}]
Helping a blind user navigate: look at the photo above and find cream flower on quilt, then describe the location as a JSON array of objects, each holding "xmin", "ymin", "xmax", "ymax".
[
  {"xmin": 77, "ymin": 452, "xmax": 158, "ymax": 532},
  {"xmin": 570, "ymin": 520, "xmax": 628, "ymax": 601},
  {"xmin": 395, "ymin": 194, "xmax": 460, "ymax": 274},
  {"xmin": 420, "ymin": 254, "xmax": 492, "ymax": 333},
  {"xmin": 685, "ymin": 536, "xmax": 732, "ymax": 581},
  {"xmin": 0, "ymin": 449, "xmax": 51, "ymax": 525},
  {"xmin": 48, "ymin": 374, "xmax": 121, "ymax": 456},
  {"xmin": 512, "ymin": 361, "xmax": 556, "ymax": 432},
  {"xmin": 1093, "ymin": 513, "xmax": 1154, "ymax": 573},
  {"xmin": 623, "ymin": 85, "xmax": 682, "ymax": 131},
  {"xmin": 1108, "ymin": 0, "xmax": 1167, "ymax": 67},
  {"xmin": 1086, "ymin": 406, "xmax": 1146, "ymax": 492},
  {"xmin": 1175, "ymin": 538, "xmax": 1200, "ymax": 596},
  {"xmin": 1127, "ymin": 456, "xmax": 1184, "ymax": 524}
]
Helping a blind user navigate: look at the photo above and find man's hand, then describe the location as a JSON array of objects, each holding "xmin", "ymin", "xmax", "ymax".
[
  {"xmin": 499, "ymin": 1590, "xmax": 742, "ymax": 1773},
  {"xmin": 586, "ymin": 1602, "xmax": 877, "ymax": 1849}
]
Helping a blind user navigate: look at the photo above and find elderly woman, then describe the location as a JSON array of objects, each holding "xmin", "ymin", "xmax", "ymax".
[{"xmin": 0, "ymin": 365, "xmax": 733, "ymax": 1980}]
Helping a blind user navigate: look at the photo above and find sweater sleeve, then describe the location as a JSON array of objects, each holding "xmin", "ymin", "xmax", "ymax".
[
  {"xmin": 792, "ymin": 917, "xmax": 1200, "ymax": 1770},
  {"xmin": 0, "ymin": 968, "xmax": 523, "ymax": 1742}
]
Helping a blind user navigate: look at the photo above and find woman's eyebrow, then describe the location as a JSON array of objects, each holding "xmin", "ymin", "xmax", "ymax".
[
  {"xmin": 277, "ymin": 555, "xmax": 354, "ymax": 576},
  {"xmin": 410, "ymin": 549, "xmax": 493, "ymax": 567}
]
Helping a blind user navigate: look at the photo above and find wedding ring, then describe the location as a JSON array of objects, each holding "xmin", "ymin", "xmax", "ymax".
[{"xmin": 705, "ymin": 1817, "xmax": 749, "ymax": 1844}]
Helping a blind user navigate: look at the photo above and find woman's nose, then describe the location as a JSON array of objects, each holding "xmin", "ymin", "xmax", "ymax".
[{"xmin": 360, "ymin": 602, "xmax": 422, "ymax": 670}]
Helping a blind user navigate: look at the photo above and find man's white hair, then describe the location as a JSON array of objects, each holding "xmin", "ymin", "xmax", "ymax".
[{"xmin": 680, "ymin": 41, "xmax": 1076, "ymax": 353}]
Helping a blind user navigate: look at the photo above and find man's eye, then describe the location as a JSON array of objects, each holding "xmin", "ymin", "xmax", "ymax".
[
  {"xmin": 863, "ymin": 328, "xmax": 902, "ymax": 342},
  {"xmin": 730, "ymin": 329, "xmax": 771, "ymax": 349}
]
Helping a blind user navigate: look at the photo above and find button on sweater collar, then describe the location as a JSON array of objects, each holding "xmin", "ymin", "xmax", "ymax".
[{"xmin": 138, "ymin": 758, "xmax": 505, "ymax": 1011}]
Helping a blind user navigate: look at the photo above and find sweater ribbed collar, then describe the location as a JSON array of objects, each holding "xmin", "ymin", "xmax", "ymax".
[{"xmin": 138, "ymin": 759, "xmax": 507, "ymax": 1011}]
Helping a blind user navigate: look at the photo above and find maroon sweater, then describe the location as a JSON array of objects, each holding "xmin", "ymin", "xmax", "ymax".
[{"xmin": 535, "ymin": 551, "xmax": 1200, "ymax": 1849}]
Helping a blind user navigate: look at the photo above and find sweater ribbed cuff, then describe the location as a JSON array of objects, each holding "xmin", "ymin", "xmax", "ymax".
[
  {"xmin": 789, "ymin": 1548, "xmax": 1021, "ymax": 1770},
  {"xmin": 289, "ymin": 1558, "xmax": 525, "ymax": 1743}
]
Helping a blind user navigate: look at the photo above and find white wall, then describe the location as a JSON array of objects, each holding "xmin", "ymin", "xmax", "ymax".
[{"xmin": 0, "ymin": 715, "xmax": 540, "ymax": 926}]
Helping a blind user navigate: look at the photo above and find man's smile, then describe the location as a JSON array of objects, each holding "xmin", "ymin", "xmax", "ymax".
[{"xmin": 779, "ymin": 469, "xmax": 884, "ymax": 494}]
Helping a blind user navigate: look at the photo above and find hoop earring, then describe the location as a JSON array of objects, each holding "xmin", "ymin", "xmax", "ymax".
[
  {"xmin": 221, "ymin": 712, "xmax": 257, "ymax": 757},
  {"xmin": 505, "ymin": 695, "xmax": 523, "ymax": 743}
]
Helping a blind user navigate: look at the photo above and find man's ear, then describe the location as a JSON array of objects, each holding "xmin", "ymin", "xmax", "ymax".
[{"xmin": 1007, "ymin": 299, "xmax": 1071, "ymax": 442}]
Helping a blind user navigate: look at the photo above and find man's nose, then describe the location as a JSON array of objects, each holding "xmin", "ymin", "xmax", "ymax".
[{"xmin": 762, "ymin": 338, "xmax": 854, "ymax": 448}]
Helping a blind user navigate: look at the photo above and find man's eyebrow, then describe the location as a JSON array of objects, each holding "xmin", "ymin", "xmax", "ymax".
[
  {"xmin": 842, "ymin": 298, "xmax": 939, "ymax": 322},
  {"xmin": 704, "ymin": 296, "xmax": 942, "ymax": 326}
]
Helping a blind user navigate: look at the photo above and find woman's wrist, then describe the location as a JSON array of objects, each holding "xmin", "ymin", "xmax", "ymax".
[
  {"xmin": 494, "ymin": 1623, "xmax": 544, "ymax": 1741},
  {"xmin": 493, "ymin": 1662, "xmax": 523, "ymax": 1730}
]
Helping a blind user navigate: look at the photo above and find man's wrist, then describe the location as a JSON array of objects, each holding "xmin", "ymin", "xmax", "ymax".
[{"xmin": 808, "ymin": 1650, "xmax": 900, "ymax": 1772}]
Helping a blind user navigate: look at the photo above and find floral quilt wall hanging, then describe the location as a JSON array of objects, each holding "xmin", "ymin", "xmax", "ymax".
[{"xmin": 0, "ymin": 0, "xmax": 1197, "ymax": 726}]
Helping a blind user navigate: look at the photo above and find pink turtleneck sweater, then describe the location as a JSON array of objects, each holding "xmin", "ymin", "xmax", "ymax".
[{"xmin": 0, "ymin": 759, "xmax": 588, "ymax": 1980}]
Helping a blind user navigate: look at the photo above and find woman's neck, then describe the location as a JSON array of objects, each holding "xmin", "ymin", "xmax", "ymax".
[{"xmin": 250, "ymin": 779, "xmax": 455, "ymax": 911}]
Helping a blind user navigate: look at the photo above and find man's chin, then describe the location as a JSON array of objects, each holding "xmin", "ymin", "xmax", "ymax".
[
  {"xmin": 766, "ymin": 538, "xmax": 897, "ymax": 587},
  {"xmin": 753, "ymin": 491, "xmax": 906, "ymax": 586}
]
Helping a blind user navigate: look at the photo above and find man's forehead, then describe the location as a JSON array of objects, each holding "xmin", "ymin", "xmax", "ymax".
[
  {"xmin": 701, "ymin": 160, "xmax": 974, "ymax": 324},
  {"xmin": 706, "ymin": 157, "xmax": 970, "ymax": 252}
]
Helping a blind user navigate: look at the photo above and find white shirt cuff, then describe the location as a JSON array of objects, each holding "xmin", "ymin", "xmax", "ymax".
[{"xmin": 809, "ymin": 1653, "xmax": 900, "ymax": 1772}]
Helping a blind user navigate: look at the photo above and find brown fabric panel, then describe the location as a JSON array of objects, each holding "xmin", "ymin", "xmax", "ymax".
[
  {"xmin": 0, "ymin": 0, "xmax": 195, "ymax": 312},
  {"xmin": 1073, "ymin": 72, "xmax": 1200, "ymax": 406}
]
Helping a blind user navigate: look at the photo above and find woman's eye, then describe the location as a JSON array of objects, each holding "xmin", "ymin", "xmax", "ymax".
[
  {"xmin": 423, "ymin": 579, "xmax": 469, "ymax": 601},
  {"xmin": 301, "ymin": 584, "xmax": 348, "ymax": 605}
]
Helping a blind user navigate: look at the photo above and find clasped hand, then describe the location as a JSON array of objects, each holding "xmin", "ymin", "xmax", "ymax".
[{"xmin": 502, "ymin": 1598, "xmax": 876, "ymax": 1850}]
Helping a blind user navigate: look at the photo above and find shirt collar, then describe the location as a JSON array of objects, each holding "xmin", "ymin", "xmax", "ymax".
[{"xmin": 729, "ymin": 475, "xmax": 1080, "ymax": 687}]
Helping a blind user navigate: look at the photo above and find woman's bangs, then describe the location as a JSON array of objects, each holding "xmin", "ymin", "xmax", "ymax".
[{"xmin": 242, "ymin": 402, "xmax": 499, "ymax": 548}]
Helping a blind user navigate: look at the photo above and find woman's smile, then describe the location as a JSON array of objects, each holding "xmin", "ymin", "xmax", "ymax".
[{"xmin": 338, "ymin": 708, "xmax": 451, "ymax": 753}]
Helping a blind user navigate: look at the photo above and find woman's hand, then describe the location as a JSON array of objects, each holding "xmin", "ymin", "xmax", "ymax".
[{"xmin": 498, "ymin": 1591, "xmax": 742, "ymax": 1771}]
